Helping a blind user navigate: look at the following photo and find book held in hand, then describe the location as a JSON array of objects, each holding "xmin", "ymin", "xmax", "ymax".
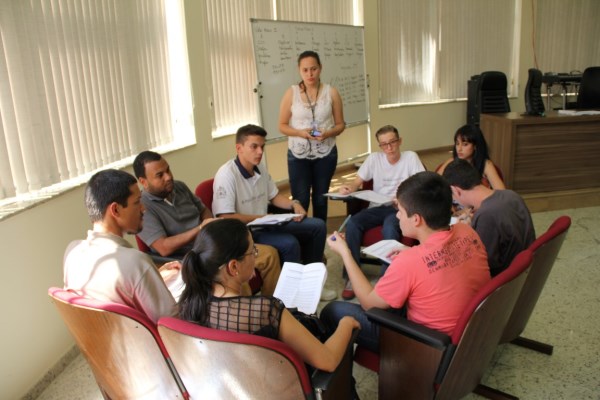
[
  {"xmin": 361, "ymin": 240, "xmax": 409, "ymax": 264},
  {"xmin": 273, "ymin": 262, "xmax": 328, "ymax": 314}
]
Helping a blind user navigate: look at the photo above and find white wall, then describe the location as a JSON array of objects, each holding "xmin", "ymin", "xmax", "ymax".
[{"xmin": 0, "ymin": 1, "xmax": 535, "ymax": 398}]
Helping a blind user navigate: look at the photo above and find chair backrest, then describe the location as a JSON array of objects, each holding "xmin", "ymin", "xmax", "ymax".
[
  {"xmin": 501, "ymin": 216, "xmax": 571, "ymax": 343},
  {"xmin": 135, "ymin": 234, "xmax": 152, "ymax": 253},
  {"xmin": 478, "ymin": 71, "xmax": 511, "ymax": 114},
  {"xmin": 525, "ymin": 68, "xmax": 545, "ymax": 115},
  {"xmin": 48, "ymin": 288, "xmax": 187, "ymax": 399},
  {"xmin": 158, "ymin": 317, "xmax": 313, "ymax": 400},
  {"xmin": 577, "ymin": 66, "xmax": 600, "ymax": 109},
  {"xmin": 195, "ymin": 178, "xmax": 214, "ymax": 211},
  {"xmin": 435, "ymin": 249, "xmax": 533, "ymax": 400}
]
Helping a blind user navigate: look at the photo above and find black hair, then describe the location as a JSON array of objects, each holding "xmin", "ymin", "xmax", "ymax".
[
  {"xmin": 452, "ymin": 124, "xmax": 490, "ymax": 175},
  {"xmin": 235, "ymin": 124, "xmax": 267, "ymax": 144},
  {"xmin": 297, "ymin": 50, "xmax": 322, "ymax": 90},
  {"xmin": 375, "ymin": 125, "xmax": 400, "ymax": 141},
  {"xmin": 178, "ymin": 219, "xmax": 251, "ymax": 325},
  {"xmin": 84, "ymin": 169, "xmax": 137, "ymax": 223},
  {"xmin": 442, "ymin": 158, "xmax": 482, "ymax": 190},
  {"xmin": 133, "ymin": 150, "xmax": 162, "ymax": 179},
  {"xmin": 396, "ymin": 171, "xmax": 452, "ymax": 230}
]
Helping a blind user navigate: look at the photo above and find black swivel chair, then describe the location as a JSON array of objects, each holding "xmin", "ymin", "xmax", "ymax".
[
  {"xmin": 467, "ymin": 71, "xmax": 511, "ymax": 124},
  {"xmin": 525, "ymin": 68, "xmax": 545, "ymax": 115},
  {"xmin": 576, "ymin": 66, "xmax": 600, "ymax": 109}
]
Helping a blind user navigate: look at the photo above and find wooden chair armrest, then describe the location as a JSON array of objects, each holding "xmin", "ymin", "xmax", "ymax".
[
  {"xmin": 311, "ymin": 329, "xmax": 359, "ymax": 399},
  {"xmin": 366, "ymin": 308, "xmax": 450, "ymax": 349}
]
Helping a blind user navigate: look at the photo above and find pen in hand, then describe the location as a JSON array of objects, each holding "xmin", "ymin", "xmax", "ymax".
[{"xmin": 331, "ymin": 214, "xmax": 352, "ymax": 241}]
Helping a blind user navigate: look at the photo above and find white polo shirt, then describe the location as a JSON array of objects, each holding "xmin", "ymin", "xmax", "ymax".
[{"xmin": 212, "ymin": 157, "xmax": 279, "ymax": 216}]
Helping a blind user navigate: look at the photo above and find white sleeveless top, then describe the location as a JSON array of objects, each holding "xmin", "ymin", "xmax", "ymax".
[{"xmin": 288, "ymin": 83, "xmax": 336, "ymax": 159}]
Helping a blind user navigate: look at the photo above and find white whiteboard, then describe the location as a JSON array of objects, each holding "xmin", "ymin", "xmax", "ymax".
[{"xmin": 251, "ymin": 19, "xmax": 369, "ymax": 141}]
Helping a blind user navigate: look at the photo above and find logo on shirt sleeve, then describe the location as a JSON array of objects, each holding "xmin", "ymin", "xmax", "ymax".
[{"xmin": 215, "ymin": 186, "xmax": 227, "ymax": 199}]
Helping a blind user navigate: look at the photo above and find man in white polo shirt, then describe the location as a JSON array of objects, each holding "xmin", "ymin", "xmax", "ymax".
[{"xmin": 212, "ymin": 124, "xmax": 335, "ymax": 301}]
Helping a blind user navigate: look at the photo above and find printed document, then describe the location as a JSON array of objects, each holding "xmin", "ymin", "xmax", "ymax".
[
  {"xmin": 324, "ymin": 190, "xmax": 393, "ymax": 205},
  {"xmin": 273, "ymin": 262, "xmax": 327, "ymax": 314},
  {"xmin": 361, "ymin": 240, "xmax": 409, "ymax": 264},
  {"xmin": 247, "ymin": 213, "xmax": 302, "ymax": 227}
]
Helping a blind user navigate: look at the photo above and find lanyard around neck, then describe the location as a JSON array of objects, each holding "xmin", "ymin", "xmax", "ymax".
[{"xmin": 303, "ymin": 83, "xmax": 320, "ymax": 122}]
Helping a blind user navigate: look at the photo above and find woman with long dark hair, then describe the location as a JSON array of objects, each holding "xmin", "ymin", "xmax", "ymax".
[
  {"xmin": 437, "ymin": 124, "xmax": 505, "ymax": 189},
  {"xmin": 178, "ymin": 218, "xmax": 359, "ymax": 372}
]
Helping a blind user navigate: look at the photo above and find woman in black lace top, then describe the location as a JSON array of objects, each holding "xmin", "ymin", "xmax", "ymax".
[{"xmin": 178, "ymin": 218, "xmax": 360, "ymax": 372}]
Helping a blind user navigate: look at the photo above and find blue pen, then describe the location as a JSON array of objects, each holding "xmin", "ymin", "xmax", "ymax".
[{"xmin": 331, "ymin": 214, "xmax": 352, "ymax": 241}]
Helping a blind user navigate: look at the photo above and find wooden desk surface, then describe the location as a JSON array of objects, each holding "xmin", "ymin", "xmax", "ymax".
[{"xmin": 480, "ymin": 112, "xmax": 600, "ymax": 194}]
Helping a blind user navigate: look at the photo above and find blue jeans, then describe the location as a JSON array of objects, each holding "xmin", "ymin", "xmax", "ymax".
[
  {"xmin": 320, "ymin": 301, "xmax": 407, "ymax": 354},
  {"xmin": 345, "ymin": 205, "xmax": 401, "ymax": 276},
  {"xmin": 252, "ymin": 217, "xmax": 326, "ymax": 263},
  {"xmin": 288, "ymin": 147, "xmax": 338, "ymax": 222}
]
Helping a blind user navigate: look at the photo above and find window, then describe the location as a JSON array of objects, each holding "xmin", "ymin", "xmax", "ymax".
[
  {"xmin": 204, "ymin": 0, "xmax": 363, "ymax": 138},
  {"xmin": 378, "ymin": 0, "xmax": 520, "ymax": 107},
  {"xmin": 0, "ymin": 0, "xmax": 193, "ymax": 209},
  {"xmin": 534, "ymin": 0, "xmax": 600, "ymax": 73}
]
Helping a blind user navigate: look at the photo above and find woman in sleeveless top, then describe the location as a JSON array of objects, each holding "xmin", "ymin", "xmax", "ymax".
[
  {"xmin": 437, "ymin": 124, "xmax": 505, "ymax": 190},
  {"xmin": 278, "ymin": 51, "xmax": 345, "ymax": 222},
  {"xmin": 178, "ymin": 218, "xmax": 359, "ymax": 372}
]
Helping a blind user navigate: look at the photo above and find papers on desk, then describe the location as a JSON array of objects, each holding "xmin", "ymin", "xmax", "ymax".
[
  {"xmin": 273, "ymin": 262, "xmax": 327, "ymax": 314},
  {"xmin": 361, "ymin": 240, "xmax": 409, "ymax": 264},
  {"xmin": 558, "ymin": 109, "xmax": 600, "ymax": 116},
  {"xmin": 247, "ymin": 213, "xmax": 302, "ymax": 227},
  {"xmin": 324, "ymin": 190, "xmax": 394, "ymax": 205}
]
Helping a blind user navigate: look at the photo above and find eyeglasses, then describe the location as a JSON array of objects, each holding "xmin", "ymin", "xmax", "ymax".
[
  {"xmin": 242, "ymin": 245, "xmax": 259, "ymax": 258},
  {"xmin": 378, "ymin": 139, "xmax": 400, "ymax": 148}
]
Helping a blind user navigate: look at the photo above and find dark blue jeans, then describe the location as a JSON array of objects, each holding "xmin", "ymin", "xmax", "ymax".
[
  {"xmin": 288, "ymin": 146, "xmax": 338, "ymax": 222},
  {"xmin": 251, "ymin": 217, "xmax": 326, "ymax": 263},
  {"xmin": 345, "ymin": 205, "xmax": 401, "ymax": 276},
  {"xmin": 320, "ymin": 301, "xmax": 407, "ymax": 354}
]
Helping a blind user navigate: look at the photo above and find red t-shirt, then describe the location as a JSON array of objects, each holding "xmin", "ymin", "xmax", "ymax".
[{"xmin": 375, "ymin": 223, "xmax": 490, "ymax": 335}]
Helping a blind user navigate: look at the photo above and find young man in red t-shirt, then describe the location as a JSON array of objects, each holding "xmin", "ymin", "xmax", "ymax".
[{"xmin": 321, "ymin": 171, "xmax": 490, "ymax": 352}]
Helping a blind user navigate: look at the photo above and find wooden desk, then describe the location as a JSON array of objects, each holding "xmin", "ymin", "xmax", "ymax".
[{"xmin": 480, "ymin": 111, "xmax": 600, "ymax": 194}]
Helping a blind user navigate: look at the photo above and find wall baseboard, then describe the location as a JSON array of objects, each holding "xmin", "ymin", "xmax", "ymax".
[{"xmin": 21, "ymin": 345, "xmax": 80, "ymax": 400}]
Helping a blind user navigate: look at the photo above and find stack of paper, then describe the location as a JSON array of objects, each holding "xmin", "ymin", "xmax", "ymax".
[
  {"xmin": 324, "ymin": 190, "xmax": 393, "ymax": 205},
  {"xmin": 361, "ymin": 240, "xmax": 409, "ymax": 264},
  {"xmin": 247, "ymin": 213, "xmax": 302, "ymax": 227}
]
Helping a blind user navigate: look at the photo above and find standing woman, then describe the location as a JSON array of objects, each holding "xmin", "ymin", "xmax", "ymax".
[{"xmin": 279, "ymin": 51, "xmax": 345, "ymax": 222}]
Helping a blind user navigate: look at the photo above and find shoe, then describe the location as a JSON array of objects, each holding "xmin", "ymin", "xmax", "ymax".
[
  {"xmin": 342, "ymin": 279, "xmax": 355, "ymax": 300},
  {"xmin": 320, "ymin": 287, "xmax": 337, "ymax": 301}
]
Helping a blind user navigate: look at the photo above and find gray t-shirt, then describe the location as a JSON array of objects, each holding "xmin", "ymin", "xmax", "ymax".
[
  {"xmin": 139, "ymin": 180, "xmax": 206, "ymax": 257},
  {"xmin": 472, "ymin": 190, "xmax": 536, "ymax": 276}
]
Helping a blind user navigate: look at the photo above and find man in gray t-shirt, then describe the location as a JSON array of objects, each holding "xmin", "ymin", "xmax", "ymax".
[{"xmin": 443, "ymin": 159, "xmax": 535, "ymax": 276}]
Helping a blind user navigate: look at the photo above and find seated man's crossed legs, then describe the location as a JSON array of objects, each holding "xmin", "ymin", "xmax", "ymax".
[{"xmin": 342, "ymin": 205, "xmax": 401, "ymax": 299}]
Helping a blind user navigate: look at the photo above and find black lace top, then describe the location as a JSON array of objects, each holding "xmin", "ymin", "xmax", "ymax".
[{"xmin": 207, "ymin": 296, "xmax": 285, "ymax": 339}]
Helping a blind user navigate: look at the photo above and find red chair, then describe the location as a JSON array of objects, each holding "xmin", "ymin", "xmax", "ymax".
[
  {"xmin": 354, "ymin": 249, "xmax": 534, "ymax": 400},
  {"xmin": 48, "ymin": 287, "xmax": 188, "ymax": 399},
  {"xmin": 135, "ymin": 235, "xmax": 178, "ymax": 265},
  {"xmin": 501, "ymin": 216, "xmax": 571, "ymax": 354},
  {"xmin": 195, "ymin": 178, "xmax": 264, "ymax": 293},
  {"xmin": 158, "ymin": 316, "xmax": 357, "ymax": 400}
]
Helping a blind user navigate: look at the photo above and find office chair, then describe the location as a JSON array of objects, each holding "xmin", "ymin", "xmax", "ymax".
[
  {"xmin": 195, "ymin": 178, "xmax": 264, "ymax": 293},
  {"xmin": 501, "ymin": 215, "xmax": 571, "ymax": 354},
  {"xmin": 158, "ymin": 317, "xmax": 358, "ymax": 400},
  {"xmin": 525, "ymin": 68, "xmax": 545, "ymax": 115},
  {"xmin": 468, "ymin": 71, "xmax": 511, "ymax": 124},
  {"xmin": 354, "ymin": 250, "xmax": 534, "ymax": 400},
  {"xmin": 48, "ymin": 288, "xmax": 188, "ymax": 399},
  {"xmin": 576, "ymin": 66, "xmax": 600, "ymax": 109}
]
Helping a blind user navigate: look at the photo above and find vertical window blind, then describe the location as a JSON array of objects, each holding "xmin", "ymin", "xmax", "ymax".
[
  {"xmin": 379, "ymin": 0, "xmax": 519, "ymax": 106},
  {"xmin": 0, "ymin": 0, "xmax": 193, "ymax": 204},
  {"xmin": 535, "ymin": 0, "xmax": 600, "ymax": 73},
  {"xmin": 204, "ymin": 0, "xmax": 362, "ymax": 138}
]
